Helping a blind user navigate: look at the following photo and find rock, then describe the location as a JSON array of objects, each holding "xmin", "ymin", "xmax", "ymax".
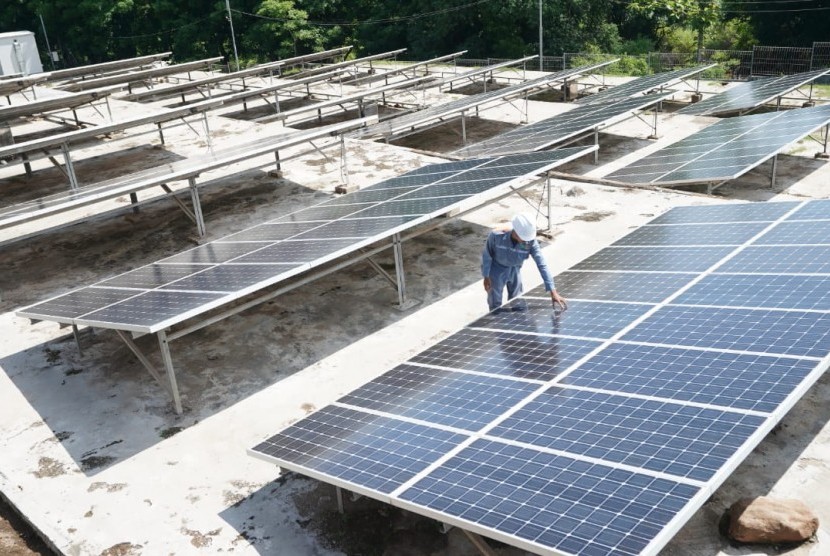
[
  {"xmin": 565, "ymin": 186, "xmax": 585, "ymax": 197},
  {"xmin": 728, "ymin": 496, "xmax": 818, "ymax": 544}
]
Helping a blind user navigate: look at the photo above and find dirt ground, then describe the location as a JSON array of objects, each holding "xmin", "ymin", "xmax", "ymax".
[{"xmin": 1, "ymin": 66, "xmax": 829, "ymax": 556}]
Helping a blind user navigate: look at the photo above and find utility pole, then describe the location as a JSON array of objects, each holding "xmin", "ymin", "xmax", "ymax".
[
  {"xmin": 38, "ymin": 13, "xmax": 56, "ymax": 71},
  {"xmin": 538, "ymin": 0, "xmax": 544, "ymax": 71},
  {"xmin": 225, "ymin": 0, "xmax": 241, "ymax": 71}
]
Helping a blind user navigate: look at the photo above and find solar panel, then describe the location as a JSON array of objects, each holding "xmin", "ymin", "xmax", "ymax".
[
  {"xmin": 351, "ymin": 62, "xmax": 615, "ymax": 142},
  {"xmin": 606, "ymin": 104, "xmax": 830, "ymax": 186},
  {"xmin": 575, "ymin": 64, "xmax": 715, "ymax": 106},
  {"xmin": 452, "ymin": 93, "xmax": 669, "ymax": 159},
  {"xmin": 678, "ymin": 68, "xmax": 830, "ymax": 116},
  {"xmin": 250, "ymin": 199, "xmax": 830, "ymax": 556},
  {"xmin": 18, "ymin": 146, "xmax": 595, "ymax": 335}
]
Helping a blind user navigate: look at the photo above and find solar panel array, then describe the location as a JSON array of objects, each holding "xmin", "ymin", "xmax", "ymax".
[
  {"xmin": 17, "ymin": 147, "xmax": 594, "ymax": 334},
  {"xmin": 452, "ymin": 92, "xmax": 669, "ymax": 159},
  {"xmin": 574, "ymin": 64, "xmax": 715, "ymax": 106},
  {"xmin": 678, "ymin": 68, "xmax": 830, "ymax": 116},
  {"xmin": 250, "ymin": 199, "xmax": 830, "ymax": 556},
  {"xmin": 607, "ymin": 104, "xmax": 830, "ymax": 185},
  {"xmin": 350, "ymin": 61, "xmax": 615, "ymax": 141}
]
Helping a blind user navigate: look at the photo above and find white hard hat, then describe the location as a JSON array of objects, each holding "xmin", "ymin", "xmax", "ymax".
[{"xmin": 511, "ymin": 213, "xmax": 536, "ymax": 241}]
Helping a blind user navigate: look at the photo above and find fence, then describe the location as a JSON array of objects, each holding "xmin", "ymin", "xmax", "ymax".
[{"xmin": 459, "ymin": 42, "xmax": 830, "ymax": 80}]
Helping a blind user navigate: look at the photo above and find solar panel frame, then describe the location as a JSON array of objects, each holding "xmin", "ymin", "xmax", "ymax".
[
  {"xmin": 452, "ymin": 93, "xmax": 671, "ymax": 159},
  {"xmin": 606, "ymin": 105, "xmax": 830, "ymax": 186},
  {"xmin": 574, "ymin": 64, "xmax": 716, "ymax": 106},
  {"xmin": 18, "ymin": 146, "xmax": 597, "ymax": 334},
  {"xmin": 678, "ymin": 68, "xmax": 830, "ymax": 116},
  {"xmin": 249, "ymin": 198, "xmax": 830, "ymax": 556}
]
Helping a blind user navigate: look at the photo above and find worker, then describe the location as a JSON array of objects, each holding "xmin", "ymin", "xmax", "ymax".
[{"xmin": 481, "ymin": 213, "xmax": 568, "ymax": 312}]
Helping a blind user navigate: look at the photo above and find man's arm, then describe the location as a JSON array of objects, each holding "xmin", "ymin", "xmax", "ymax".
[
  {"xmin": 529, "ymin": 241, "xmax": 567, "ymax": 309},
  {"xmin": 481, "ymin": 232, "xmax": 496, "ymax": 292}
]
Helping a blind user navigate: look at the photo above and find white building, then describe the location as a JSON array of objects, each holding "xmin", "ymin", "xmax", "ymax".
[{"xmin": 0, "ymin": 31, "xmax": 44, "ymax": 76}]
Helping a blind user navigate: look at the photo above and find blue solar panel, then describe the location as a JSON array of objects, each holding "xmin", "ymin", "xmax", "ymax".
[
  {"xmin": 527, "ymin": 271, "xmax": 695, "ymax": 303},
  {"xmin": 717, "ymin": 245, "xmax": 830, "ymax": 274},
  {"xmin": 612, "ymin": 222, "xmax": 767, "ymax": 246},
  {"xmin": 400, "ymin": 439, "xmax": 699, "ymax": 556},
  {"xmin": 410, "ymin": 329, "xmax": 602, "ymax": 381},
  {"xmin": 562, "ymin": 342, "xmax": 817, "ymax": 413},
  {"xmin": 674, "ymin": 274, "xmax": 830, "ymax": 311},
  {"xmin": 786, "ymin": 199, "xmax": 830, "ymax": 220},
  {"xmin": 251, "ymin": 405, "xmax": 468, "ymax": 494},
  {"xmin": 470, "ymin": 299, "xmax": 654, "ymax": 339},
  {"xmin": 338, "ymin": 364, "xmax": 538, "ymax": 432},
  {"xmin": 753, "ymin": 220, "xmax": 830, "ymax": 245},
  {"xmin": 573, "ymin": 246, "xmax": 734, "ymax": 272},
  {"xmin": 249, "ymin": 199, "xmax": 830, "ymax": 556},
  {"xmin": 648, "ymin": 202, "xmax": 798, "ymax": 225},
  {"xmin": 490, "ymin": 387, "xmax": 764, "ymax": 481},
  {"xmin": 621, "ymin": 305, "xmax": 830, "ymax": 358}
]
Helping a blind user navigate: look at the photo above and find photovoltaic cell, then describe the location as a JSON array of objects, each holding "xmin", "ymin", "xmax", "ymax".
[
  {"xmin": 612, "ymin": 222, "xmax": 767, "ymax": 246},
  {"xmin": 20, "ymin": 287, "xmax": 139, "ymax": 321},
  {"xmin": 574, "ymin": 65, "xmax": 714, "ymax": 106},
  {"xmin": 470, "ymin": 299, "xmax": 654, "ymax": 339},
  {"xmin": 292, "ymin": 216, "xmax": 418, "ymax": 240},
  {"xmin": 159, "ymin": 263, "xmax": 303, "ymax": 292},
  {"xmin": 717, "ymin": 245, "xmax": 830, "ymax": 274},
  {"xmin": 573, "ymin": 246, "xmax": 734, "ymax": 272},
  {"xmin": 338, "ymin": 364, "xmax": 538, "ymax": 432},
  {"xmin": 98, "ymin": 264, "xmax": 205, "ymax": 289},
  {"xmin": 621, "ymin": 305, "xmax": 830, "ymax": 358},
  {"xmin": 159, "ymin": 242, "xmax": 266, "ymax": 264},
  {"xmin": 400, "ymin": 439, "xmax": 699, "ymax": 556},
  {"xmin": 78, "ymin": 290, "xmax": 224, "ymax": 328},
  {"xmin": 251, "ymin": 405, "xmax": 468, "ymax": 494},
  {"xmin": 753, "ymin": 220, "xmax": 830, "ymax": 245},
  {"xmin": 490, "ymin": 387, "xmax": 764, "ymax": 481},
  {"xmin": 527, "ymin": 271, "xmax": 695, "ymax": 303},
  {"xmin": 648, "ymin": 202, "xmax": 799, "ymax": 225},
  {"xmin": 674, "ymin": 274, "xmax": 830, "ymax": 311},
  {"xmin": 786, "ymin": 199, "xmax": 830, "ymax": 220},
  {"xmin": 410, "ymin": 329, "xmax": 602, "ymax": 381},
  {"xmin": 232, "ymin": 239, "xmax": 358, "ymax": 264},
  {"xmin": 218, "ymin": 221, "xmax": 325, "ymax": 242},
  {"xmin": 348, "ymin": 196, "xmax": 469, "ymax": 218},
  {"xmin": 563, "ymin": 342, "xmax": 817, "ymax": 413}
]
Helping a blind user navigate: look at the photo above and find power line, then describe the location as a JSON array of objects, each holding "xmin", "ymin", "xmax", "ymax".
[
  {"xmin": 111, "ymin": 16, "xmax": 214, "ymax": 39},
  {"xmin": 230, "ymin": 0, "xmax": 496, "ymax": 27}
]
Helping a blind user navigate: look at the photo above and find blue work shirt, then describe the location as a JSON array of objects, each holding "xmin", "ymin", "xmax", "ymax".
[{"xmin": 481, "ymin": 230, "xmax": 556, "ymax": 292}]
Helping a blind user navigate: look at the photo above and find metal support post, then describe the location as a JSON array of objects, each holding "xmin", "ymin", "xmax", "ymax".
[
  {"xmin": 72, "ymin": 109, "xmax": 80, "ymax": 127},
  {"xmin": 461, "ymin": 529, "xmax": 498, "ymax": 556},
  {"xmin": 335, "ymin": 487, "xmax": 345, "ymax": 514},
  {"xmin": 776, "ymin": 96, "xmax": 782, "ymax": 111},
  {"xmin": 157, "ymin": 122, "xmax": 166, "ymax": 145},
  {"xmin": 824, "ymin": 124, "xmax": 829, "ymax": 154},
  {"xmin": 546, "ymin": 175, "xmax": 553, "ymax": 232},
  {"xmin": 72, "ymin": 324, "xmax": 84, "ymax": 356},
  {"xmin": 60, "ymin": 142, "xmax": 79, "ymax": 190},
  {"xmin": 392, "ymin": 234, "xmax": 406, "ymax": 307},
  {"xmin": 274, "ymin": 149, "xmax": 282, "ymax": 172},
  {"xmin": 202, "ymin": 112, "xmax": 212, "ymax": 149},
  {"xmin": 21, "ymin": 153, "xmax": 32, "ymax": 177},
  {"xmin": 158, "ymin": 330, "xmax": 183, "ymax": 415},
  {"xmin": 189, "ymin": 177, "xmax": 206, "ymax": 237},
  {"xmin": 593, "ymin": 129, "xmax": 599, "ymax": 164},
  {"xmin": 339, "ymin": 135, "xmax": 349, "ymax": 185},
  {"xmin": 461, "ymin": 111, "xmax": 467, "ymax": 145},
  {"xmin": 130, "ymin": 192, "xmax": 140, "ymax": 214},
  {"xmin": 770, "ymin": 154, "xmax": 778, "ymax": 188}
]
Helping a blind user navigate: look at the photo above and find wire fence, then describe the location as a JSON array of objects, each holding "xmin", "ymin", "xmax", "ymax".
[{"xmin": 459, "ymin": 43, "xmax": 830, "ymax": 81}]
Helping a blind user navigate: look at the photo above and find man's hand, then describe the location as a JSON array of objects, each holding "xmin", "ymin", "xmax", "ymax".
[
  {"xmin": 483, "ymin": 277, "xmax": 492, "ymax": 292},
  {"xmin": 550, "ymin": 290, "xmax": 567, "ymax": 310}
]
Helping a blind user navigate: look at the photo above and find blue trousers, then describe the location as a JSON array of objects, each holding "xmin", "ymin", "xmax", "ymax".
[{"xmin": 487, "ymin": 263, "xmax": 523, "ymax": 311}]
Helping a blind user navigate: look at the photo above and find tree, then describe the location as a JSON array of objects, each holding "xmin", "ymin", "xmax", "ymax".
[{"xmin": 627, "ymin": 0, "xmax": 722, "ymax": 57}]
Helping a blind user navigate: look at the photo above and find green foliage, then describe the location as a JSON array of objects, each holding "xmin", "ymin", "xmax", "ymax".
[{"xmin": 615, "ymin": 36, "xmax": 655, "ymax": 56}]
